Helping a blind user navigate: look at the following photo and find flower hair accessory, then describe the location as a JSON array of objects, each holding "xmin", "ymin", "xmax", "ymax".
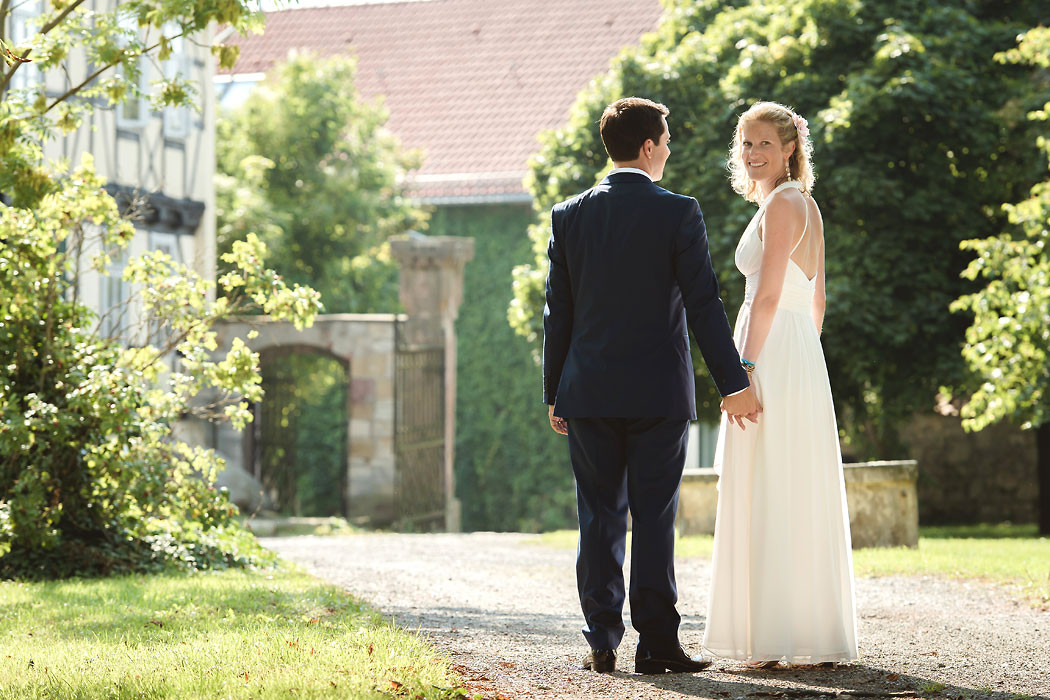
[{"xmin": 792, "ymin": 113, "xmax": 809, "ymax": 139}]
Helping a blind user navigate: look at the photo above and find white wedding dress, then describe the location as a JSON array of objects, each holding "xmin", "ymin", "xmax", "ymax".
[{"xmin": 702, "ymin": 180, "xmax": 859, "ymax": 663}]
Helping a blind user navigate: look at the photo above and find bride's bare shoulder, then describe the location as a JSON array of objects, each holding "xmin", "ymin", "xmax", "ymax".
[{"xmin": 763, "ymin": 189, "xmax": 806, "ymax": 229}]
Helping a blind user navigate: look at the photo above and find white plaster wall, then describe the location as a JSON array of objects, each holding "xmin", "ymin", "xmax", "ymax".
[{"xmin": 32, "ymin": 0, "xmax": 217, "ymax": 325}]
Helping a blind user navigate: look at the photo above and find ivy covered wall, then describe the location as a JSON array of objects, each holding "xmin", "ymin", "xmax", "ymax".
[{"xmin": 428, "ymin": 203, "xmax": 576, "ymax": 531}]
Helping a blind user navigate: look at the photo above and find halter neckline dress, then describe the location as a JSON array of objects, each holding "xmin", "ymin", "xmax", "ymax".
[{"xmin": 702, "ymin": 180, "xmax": 859, "ymax": 664}]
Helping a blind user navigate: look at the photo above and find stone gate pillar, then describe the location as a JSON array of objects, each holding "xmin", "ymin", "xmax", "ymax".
[{"xmin": 390, "ymin": 233, "xmax": 474, "ymax": 531}]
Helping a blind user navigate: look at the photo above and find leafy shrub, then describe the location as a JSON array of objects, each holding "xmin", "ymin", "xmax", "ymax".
[{"xmin": 0, "ymin": 158, "xmax": 319, "ymax": 579}]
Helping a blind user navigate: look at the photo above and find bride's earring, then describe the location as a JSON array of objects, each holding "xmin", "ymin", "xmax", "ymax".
[{"xmin": 784, "ymin": 159, "xmax": 791, "ymax": 181}]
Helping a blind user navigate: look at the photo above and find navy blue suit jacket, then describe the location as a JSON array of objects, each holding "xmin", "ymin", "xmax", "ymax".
[{"xmin": 542, "ymin": 172, "xmax": 749, "ymax": 419}]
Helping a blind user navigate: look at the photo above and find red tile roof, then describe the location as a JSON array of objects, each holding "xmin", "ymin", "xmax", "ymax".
[{"xmin": 221, "ymin": 0, "xmax": 663, "ymax": 201}]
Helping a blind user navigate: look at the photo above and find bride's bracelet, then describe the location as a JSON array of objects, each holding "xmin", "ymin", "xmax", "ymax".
[{"xmin": 740, "ymin": 358, "xmax": 756, "ymax": 374}]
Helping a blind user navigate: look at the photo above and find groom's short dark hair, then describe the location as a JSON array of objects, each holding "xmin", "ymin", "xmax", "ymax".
[{"xmin": 600, "ymin": 97, "xmax": 669, "ymax": 162}]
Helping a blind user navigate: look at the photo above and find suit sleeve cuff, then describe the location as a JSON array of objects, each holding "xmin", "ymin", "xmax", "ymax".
[{"xmin": 716, "ymin": 364, "xmax": 751, "ymax": 397}]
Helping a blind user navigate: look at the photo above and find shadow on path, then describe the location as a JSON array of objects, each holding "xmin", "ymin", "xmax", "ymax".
[{"xmin": 262, "ymin": 533, "xmax": 1050, "ymax": 700}]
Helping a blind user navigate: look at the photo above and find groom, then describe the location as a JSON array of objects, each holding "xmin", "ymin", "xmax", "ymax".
[{"xmin": 543, "ymin": 97, "xmax": 761, "ymax": 674}]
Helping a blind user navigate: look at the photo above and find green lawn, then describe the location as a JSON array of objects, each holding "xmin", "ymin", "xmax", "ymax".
[
  {"xmin": 851, "ymin": 524, "xmax": 1049, "ymax": 605},
  {"xmin": 0, "ymin": 566, "xmax": 466, "ymax": 700},
  {"xmin": 532, "ymin": 524, "xmax": 1050, "ymax": 606}
]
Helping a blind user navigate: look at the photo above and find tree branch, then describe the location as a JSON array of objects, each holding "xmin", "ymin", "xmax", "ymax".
[
  {"xmin": 0, "ymin": 0, "xmax": 89, "ymax": 95},
  {"xmin": 36, "ymin": 254, "xmax": 64, "ymax": 393},
  {"xmin": 42, "ymin": 32, "xmax": 184, "ymax": 115},
  {"xmin": 1, "ymin": 0, "xmax": 12, "ymax": 43},
  {"xmin": 1, "ymin": 0, "xmax": 15, "ymax": 100},
  {"xmin": 38, "ymin": 0, "xmax": 88, "ymax": 36},
  {"xmin": 40, "ymin": 61, "xmax": 109, "ymax": 114},
  {"xmin": 93, "ymin": 282, "xmax": 138, "ymax": 343}
]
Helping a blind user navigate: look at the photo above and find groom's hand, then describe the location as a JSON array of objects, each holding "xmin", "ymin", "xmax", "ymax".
[
  {"xmin": 548, "ymin": 405, "xmax": 568, "ymax": 436},
  {"xmin": 721, "ymin": 385, "xmax": 762, "ymax": 430}
]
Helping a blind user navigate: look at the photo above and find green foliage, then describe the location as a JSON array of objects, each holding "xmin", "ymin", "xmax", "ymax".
[
  {"xmin": 950, "ymin": 26, "xmax": 1050, "ymax": 432},
  {"xmin": 0, "ymin": 0, "xmax": 328, "ymax": 577},
  {"xmin": 258, "ymin": 353, "xmax": 348, "ymax": 517},
  {"xmin": 0, "ymin": 156, "xmax": 321, "ymax": 578},
  {"xmin": 288, "ymin": 356, "xmax": 348, "ymax": 517},
  {"xmin": 216, "ymin": 52, "xmax": 425, "ymax": 314},
  {"xmin": 215, "ymin": 53, "xmax": 426, "ymax": 521},
  {"xmin": 0, "ymin": 0, "xmax": 261, "ymax": 209},
  {"xmin": 509, "ymin": 0, "xmax": 1045, "ymax": 454},
  {"xmin": 436, "ymin": 205, "xmax": 577, "ymax": 532}
]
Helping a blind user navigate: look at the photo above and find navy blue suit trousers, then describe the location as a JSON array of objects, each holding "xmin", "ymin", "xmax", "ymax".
[{"xmin": 569, "ymin": 416, "xmax": 689, "ymax": 651}]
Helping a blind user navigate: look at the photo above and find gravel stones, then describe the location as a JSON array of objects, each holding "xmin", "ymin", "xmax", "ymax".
[{"xmin": 262, "ymin": 533, "xmax": 1049, "ymax": 700}]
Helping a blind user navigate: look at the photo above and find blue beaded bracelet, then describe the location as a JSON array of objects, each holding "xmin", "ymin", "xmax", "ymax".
[{"xmin": 741, "ymin": 358, "xmax": 756, "ymax": 373}]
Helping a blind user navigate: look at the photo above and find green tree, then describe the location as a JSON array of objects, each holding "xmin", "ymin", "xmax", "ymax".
[
  {"xmin": 950, "ymin": 26, "xmax": 1050, "ymax": 535},
  {"xmin": 215, "ymin": 54, "xmax": 425, "ymax": 521},
  {"xmin": 216, "ymin": 52, "xmax": 425, "ymax": 314},
  {"xmin": 0, "ymin": 0, "xmax": 322, "ymax": 578},
  {"xmin": 509, "ymin": 0, "xmax": 1044, "ymax": 456}
]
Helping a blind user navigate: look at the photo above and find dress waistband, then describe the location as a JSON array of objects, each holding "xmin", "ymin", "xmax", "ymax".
[{"xmin": 744, "ymin": 277, "xmax": 813, "ymax": 313}]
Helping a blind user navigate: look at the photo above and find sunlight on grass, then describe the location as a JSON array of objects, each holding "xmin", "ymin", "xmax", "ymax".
[
  {"xmin": 852, "ymin": 526, "xmax": 1050, "ymax": 606},
  {"xmin": 918, "ymin": 522, "xmax": 1039, "ymax": 539},
  {"xmin": 532, "ymin": 524, "xmax": 1049, "ymax": 606},
  {"xmin": 0, "ymin": 567, "xmax": 464, "ymax": 700}
]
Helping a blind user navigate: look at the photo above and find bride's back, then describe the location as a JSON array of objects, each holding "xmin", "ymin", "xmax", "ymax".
[
  {"xmin": 789, "ymin": 194, "xmax": 823, "ymax": 282},
  {"xmin": 751, "ymin": 186, "xmax": 823, "ymax": 285}
]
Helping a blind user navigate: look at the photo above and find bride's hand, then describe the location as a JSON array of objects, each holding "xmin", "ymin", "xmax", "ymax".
[
  {"xmin": 722, "ymin": 385, "xmax": 763, "ymax": 430},
  {"xmin": 720, "ymin": 398, "xmax": 745, "ymax": 430}
]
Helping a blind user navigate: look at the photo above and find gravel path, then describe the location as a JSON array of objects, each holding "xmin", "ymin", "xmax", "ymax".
[{"xmin": 262, "ymin": 533, "xmax": 1049, "ymax": 700}]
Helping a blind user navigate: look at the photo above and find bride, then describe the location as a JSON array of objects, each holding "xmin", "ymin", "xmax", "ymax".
[{"xmin": 701, "ymin": 101, "xmax": 859, "ymax": 667}]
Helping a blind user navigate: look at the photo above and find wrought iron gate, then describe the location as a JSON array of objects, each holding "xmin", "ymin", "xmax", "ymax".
[
  {"xmin": 250, "ymin": 350, "xmax": 349, "ymax": 517},
  {"xmin": 394, "ymin": 324, "xmax": 446, "ymax": 528},
  {"xmin": 253, "ymin": 361, "xmax": 299, "ymax": 513}
]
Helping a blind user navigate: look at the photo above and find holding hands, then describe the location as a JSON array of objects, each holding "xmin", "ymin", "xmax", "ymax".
[
  {"xmin": 548, "ymin": 384, "xmax": 761, "ymax": 435},
  {"xmin": 548, "ymin": 371, "xmax": 762, "ymax": 434},
  {"xmin": 722, "ymin": 383, "xmax": 762, "ymax": 430}
]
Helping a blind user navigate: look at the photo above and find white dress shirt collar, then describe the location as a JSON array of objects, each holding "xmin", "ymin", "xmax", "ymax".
[{"xmin": 607, "ymin": 167, "xmax": 653, "ymax": 181}]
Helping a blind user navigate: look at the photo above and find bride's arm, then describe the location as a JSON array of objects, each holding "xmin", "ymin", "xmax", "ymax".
[
  {"xmin": 812, "ymin": 234, "xmax": 826, "ymax": 336},
  {"xmin": 739, "ymin": 195, "xmax": 801, "ymax": 363}
]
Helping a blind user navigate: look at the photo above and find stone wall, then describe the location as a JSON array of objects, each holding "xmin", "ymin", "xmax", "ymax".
[
  {"xmin": 678, "ymin": 460, "xmax": 919, "ymax": 548},
  {"xmin": 210, "ymin": 235, "xmax": 473, "ymax": 529},
  {"xmin": 843, "ymin": 461, "xmax": 919, "ymax": 548},
  {"xmin": 212, "ymin": 314, "xmax": 400, "ymax": 523},
  {"xmin": 900, "ymin": 412, "xmax": 1037, "ymax": 525}
]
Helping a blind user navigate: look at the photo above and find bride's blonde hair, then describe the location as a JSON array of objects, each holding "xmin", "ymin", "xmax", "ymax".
[{"xmin": 728, "ymin": 101, "xmax": 815, "ymax": 204}]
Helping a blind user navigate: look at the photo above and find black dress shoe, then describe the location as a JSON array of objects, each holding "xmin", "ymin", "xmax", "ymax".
[
  {"xmin": 634, "ymin": 645, "xmax": 712, "ymax": 674},
  {"xmin": 581, "ymin": 648, "xmax": 617, "ymax": 673}
]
